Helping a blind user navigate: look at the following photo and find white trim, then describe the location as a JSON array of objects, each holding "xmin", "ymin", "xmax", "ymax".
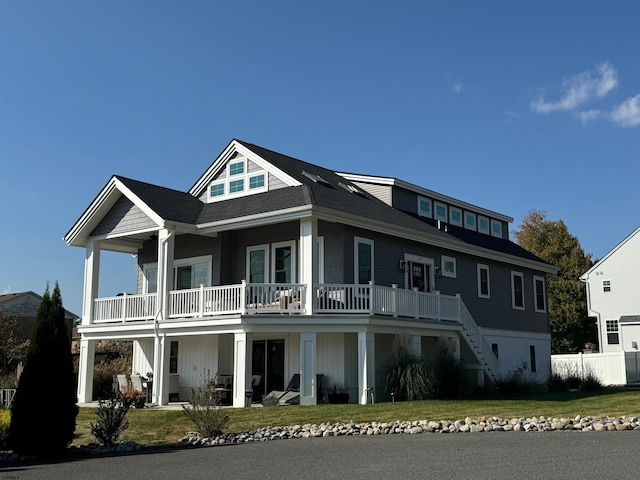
[
  {"xmin": 417, "ymin": 196, "xmax": 432, "ymax": 218},
  {"xmin": 271, "ymin": 240, "xmax": 296, "ymax": 283},
  {"xmin": 318, "ymin": 236, "xmax": 325, "ymax": 284},
  {"xmin": 246, "ymin": 244, "xmax": 269, "ymax": 283},
  {"xmin": 441, "ymin": 255, "xmax": 456, "ymax": 278},
  {"xmin": 403, "ymin": 253, "xmax": 435, "ymax": 293},
  {"xmin": 533, "ymin": 275, "xmax": 546, "ymax": 313},
  {"xmin": 511, "ymin": 271, "xmax": 525, "ymax": 310},
  {"xmin": 491, "ymin": 219, "xmax": 503, "ymax": 238},
  {"xmin": 464, "ymin": 211, "xmax": 477, "ymax": 231},
  {"xmin": 478, "ymin": 215, "xmax": 490, "ymax": 235},
  {"xmin": 449, "ymin": 207, "xmax": 463, "ymax": 227},
  {"xmin": 477, "ymin": 264, "xmax": 490, "ymax": 298},
  {"xmin": 354, "ymin": 236, "xmax": 374, "ymax": 284},
  {"xmin": 434, "ymin": 201, "xmax": 447, "ymax": 222}
]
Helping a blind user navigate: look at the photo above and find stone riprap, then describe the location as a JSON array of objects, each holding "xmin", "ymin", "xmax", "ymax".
[
  {"xmin": 2, "ymin": 415, "xmax": 639, "ymax": 463},
  {"xmin": 178, "ymin": 415, "xmax": 640, "ymax": 447}
]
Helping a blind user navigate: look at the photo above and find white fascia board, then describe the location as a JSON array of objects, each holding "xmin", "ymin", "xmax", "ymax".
[
  {"xmin": 580, "ymin": 225, "xmax": 640, "ymax": 281},
  {"xmin": 195, "ymin": 205, "xmax": 313, "ymax": 233},
  {"xmin": 312, "ymin": 206, "xmax": 557, "ymax": 274},
  {"xmin": 189, "ymin": 140, "xmax": 302, "ymax": 198},
  {"xmin": 64, "ymin": 178, "xmax": 120, "ymax": 247},
  {"xmin": 338, "ymin": 172, "xmax": 513, "ymax": 223}
]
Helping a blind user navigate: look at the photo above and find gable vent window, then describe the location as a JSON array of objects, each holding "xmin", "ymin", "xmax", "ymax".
[{"xmin": 208, "ymin": 157, "xmax": 267, "ymax": 201}]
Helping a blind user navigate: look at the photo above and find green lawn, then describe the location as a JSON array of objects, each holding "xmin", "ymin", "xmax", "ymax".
[{"xmin": 73, "ymin": 389, "xmax": 640, "ymax": 446}]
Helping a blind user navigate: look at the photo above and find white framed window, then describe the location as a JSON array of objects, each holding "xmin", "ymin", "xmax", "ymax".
[
  {"xmin": 271, "ymin": 241, "xmax": 296, "ymax": 283},
  {"xmin": 449, "ymin": 207, "xmax": 463, "ymax": 227},
  {"xmin": 169, "ymin": 340, "xmax": 179, "ymax": 374},
  {"xmin": 478, "ymin": 216, "xmax": 490, "ymax": 235},
  {"xmin": 491, "ymin": 220, "xmax": 503, "ymax": 238},
  {"xmin": 418, "ymin": 197, "xmax": 432, "ymax": 218},
  {"xmin": 511, "ymin": 271, "xmax": 525, "ymax": 310},
  {"xmin": 143, "ymin": 255, "xmax": 212, "ymax": 293},
  {"xmin": 529, "ymin": 345, "xmax": 537, "ymax": 373},
  {"xmin": 441, "ymin": 255, "xmax": 456, "ymax": 278},
  {"xmin": 247, "ymin": 245, "xmax": 269, "ymax": 283},
  {"xmin": 606, "ymin": 320, "xmax": 619, "ymax": 344},
  {"xmin": 603, "ymin": 280, "xmax": 611, "ymax": 292},
  {"xmin": 533, "ymin": 275, "xmax": 546, "ymax": 312},
  {"xmin": 464, "ymin": 211, "xmax": 476, "ymax": 231},
  {"xmin": 354, "ymin": 237, "xmax": 374, "ymax": 284},
  {"xmin": 477, "ymin": 264, "xmax": 490, "ymax": 298},
  {"xmin": 208, "ymin": 157, "xmax": 267, "ymax": 201},
  {"xmin": 434, "ymin": 202, "xmax": 447, "ymax": 222}
]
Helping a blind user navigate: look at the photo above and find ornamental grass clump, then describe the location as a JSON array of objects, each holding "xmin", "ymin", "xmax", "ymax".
[
  {"xmin": 0, "ymin": 409, "xmax": 10, "ymax": 450},
  {"xmin": 182, "ymin": 372, "xmax": 230, "ymax": 438},
  {"xmin": 90, "ymin": 398, "xmax": 130, "ymax": 447}
]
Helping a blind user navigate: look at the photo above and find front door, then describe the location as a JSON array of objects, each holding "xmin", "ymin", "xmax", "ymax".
[
  {"xmin": 409, "ymin": 262, "xmax": 431, "ymax": 292},
  {"xmin": 252, "ymin": 339, "xmax": 285, "ymax": 400}
]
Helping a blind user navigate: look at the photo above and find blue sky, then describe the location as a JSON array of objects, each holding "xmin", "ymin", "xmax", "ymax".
[{"xmin": 1, "ymin": 1, "xmax": 639, "ymax": 317}]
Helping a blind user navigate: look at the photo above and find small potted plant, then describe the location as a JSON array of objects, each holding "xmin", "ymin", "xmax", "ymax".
[{"xmin": 328, "ymin": 384, "xmax": 349, "ymax": 404}]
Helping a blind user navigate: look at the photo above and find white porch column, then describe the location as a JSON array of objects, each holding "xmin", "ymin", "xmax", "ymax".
[
  {"xmin": 82, "ymin": 240, "xmax": 101, "ymax": 325},
  {"xmin": 358, "ymin": 331, "xmax": 375, "ymax": 405},
  {"xmin": 153, "ymin": 334, "xmax": 171, "ymax": 405},
  {"xmin": 299, "ymin": 217, "xmax": 318, "ymax": 315},
  {"xmin": 232, "ymin": 332, "xmax": 252, "ymax": 407},
  {"xmin": 410, "ymin": 335, "xmax": 422, "ymax": 356},
  {"xmin": 300, "ymin": 332, "xmax": 318, "ymax": 405},
  {"xmin": 77, "ymin": 338, "xmax": 96, "ymax": 402},
  {"xmin": 450, "ymin": 336, "xmax": 461, "ymax": 361},
  {"xmin": 156, "ymin": 228, "xmax": 175, "ymax": 321}
]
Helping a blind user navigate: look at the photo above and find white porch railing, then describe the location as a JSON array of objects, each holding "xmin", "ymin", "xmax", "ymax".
[{"xmin": 92, "ymin": 282, "xmax": 471, "ymax": 326}]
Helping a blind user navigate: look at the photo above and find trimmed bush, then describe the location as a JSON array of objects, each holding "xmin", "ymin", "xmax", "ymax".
[
  {"xmin": 0, "ymin": 409, "xmax": 9, "ymax": 450},
  {"xmin": 426, "ymin": 353, "xmax": 465, "ymax": 399}
]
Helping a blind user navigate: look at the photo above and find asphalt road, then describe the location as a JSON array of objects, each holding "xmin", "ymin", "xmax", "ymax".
[{"xmin": 4, "ymin": 432, "xmax": 640, "ymax": 480}]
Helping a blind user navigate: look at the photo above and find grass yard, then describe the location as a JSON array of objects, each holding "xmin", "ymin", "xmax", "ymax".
[{"xmin": 72, "ymin": 389, "xmax": 640, "ymax": 446}]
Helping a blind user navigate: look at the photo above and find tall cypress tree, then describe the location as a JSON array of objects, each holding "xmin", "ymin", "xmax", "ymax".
[{"xmin": 9, "ymin": 283, "xmax": 78, "ymax": 456}]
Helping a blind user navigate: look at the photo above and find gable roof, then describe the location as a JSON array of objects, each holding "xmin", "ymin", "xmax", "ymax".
[
  {"xmin": 580, "ymin": 226, "xmax": 640, "ymax": 281},
  {"xmin": 65, "ymin": 139, "xmax": 553, "ymax": 272},
  {"xmin": 0, "ymin": 291, "xmax": 79, "ymax": 321}
]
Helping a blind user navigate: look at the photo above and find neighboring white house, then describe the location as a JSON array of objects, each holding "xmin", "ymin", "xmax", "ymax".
[
  {"xmin": 580, "ymin": 226, "xmax": 640, "ymax": 383},
  {"xmin": 65, "ymin": 139, "xmax": 555, "ymax": 407}
]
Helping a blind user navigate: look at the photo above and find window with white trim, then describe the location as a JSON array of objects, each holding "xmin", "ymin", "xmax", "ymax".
[
  {"xmin": 464, "ymin": 211, "xmax": 476, "ymax": 231},
  {"xmin": 208, "ymin": 157, "xmax": 267, "ymax": 201},
  {"xmin": 477, "ymin": 264, "xmax": 490, "ymax": 298},
  {"xmin": 603, "ymin": 280, "xmax": 611, "ymax": 292},
  {"xmin": 449, "ymin": 207, "xmax": 463, "ymax": 227},
  {"xmin": 478, "ymin": 216, "xmax": 490, "ymax": 235},
  {"xmin": 533, "ymin": 275, "xmax": 546, "ymax": 312},
  {"xmin": 247, "ymin": 245, "xmax": 269, "ymax": 283},
  {"xmin": 606, "ymin": 320, "xmax": 619, "ymax": 344},
  {"xmin": 529, "ymin": 345, "xmax": 537, "ymax": 373},
  {"xmin": 418, "ymin": 197, "xmax": 432, "ymax": 218},
  {"xmin": 143, "ymin": 255, "xmax": 212, "ymax": 293},
  {"xmin": 272, "ymin": 241, "xmax": 296, "ymax": 283},
  {"xmin": 354, "ymin": 237, "xmax": 374, "ymax": 284},
  {"xmin": 169, "ymin": 341, "xmax": 179, "ymax": 374},
  {"xmin": 434, "ymin": 202, "xmax": 447, "ymax": 222},
  {"xmin": 511, "ymin": 271, "xmax": 524, "ymax": 310},
  {"xmin": 441, "ymin": 255, "xmax": 456, "ymax": 278},
  {"xmin": 491, "ymin": 219, "xmax": 503, "ymax": 238}
]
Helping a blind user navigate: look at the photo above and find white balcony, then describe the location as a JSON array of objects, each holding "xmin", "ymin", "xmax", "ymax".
[{"xmin": 91, "ymin": 282, "xmax": 463, "ymax": 324}]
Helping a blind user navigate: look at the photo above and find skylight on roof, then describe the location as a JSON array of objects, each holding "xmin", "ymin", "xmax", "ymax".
[
  {"xmin": 338, "ymin": 182, "xmax": 363, "ymax": 195},
  {"xmin": 302, "ymin": 171, "xmax": 330, "ymax": 185}
]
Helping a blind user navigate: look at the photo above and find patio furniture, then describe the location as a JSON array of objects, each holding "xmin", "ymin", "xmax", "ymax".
[
  {"xmin": 215, "ymin": 375, "xmax": 233, "ymax": 405},
  {"xmin": 130, "ymin": 374, "xmax": 149, "ymax": 402},
  {"xmin": 263, "ymin": 373, "xmax": 323, "ymax": 405}
]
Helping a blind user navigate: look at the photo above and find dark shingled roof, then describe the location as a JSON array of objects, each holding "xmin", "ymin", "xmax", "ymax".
[{"xmin": 116, "ymin": 176, "xmax": 204, "ymax": 224}]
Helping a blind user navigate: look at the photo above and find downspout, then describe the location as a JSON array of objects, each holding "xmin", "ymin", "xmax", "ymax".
[{"xmin": 580, "ymin": 275, "xmax": 603, "ymax": 352}]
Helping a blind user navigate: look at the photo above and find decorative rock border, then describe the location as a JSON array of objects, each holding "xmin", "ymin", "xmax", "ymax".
[
  {"xmin": 2, "ymin": 415, "xmax": 639, "ymax": 463},
  {"xmin": 178, "ymin": 415, "xmax": 640, "ymax": 446}
]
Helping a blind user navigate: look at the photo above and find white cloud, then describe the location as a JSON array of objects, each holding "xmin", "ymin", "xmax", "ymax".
[
  {"xmin": 609, "ymin": 94, "xmax": 640, "ymax": 127},
  {"xmin": 453, "ymin": 81, "xmax": 462, "ymax": 94},
  {"xmin": 578, "ymin": 109, "xmax": 601, "ymax": 125},
  {"xmin": 530, "ymin": 62, "xmax": 618, "ymax": 114}
]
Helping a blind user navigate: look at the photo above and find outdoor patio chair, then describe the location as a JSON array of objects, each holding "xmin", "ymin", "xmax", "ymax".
[
  {"xmin": 130, "ymin": 374, "xmax": 149, "ymax": 402},
  {"xmin": 262, "ymin": 373, "xmax": 323, "ymax": 406}
]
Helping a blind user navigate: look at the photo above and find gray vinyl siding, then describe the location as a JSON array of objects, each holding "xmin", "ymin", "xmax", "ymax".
[
  {"xmin": 351, "ymin": 182, "xmax": 393, "ymax": 206},
  {"xmin": 91, "ymin": 196, "xmax": 156, "ymax": 237},
  {"xmin": 319, "ymin": 221, "xmax": 345, "ymax": 283}
]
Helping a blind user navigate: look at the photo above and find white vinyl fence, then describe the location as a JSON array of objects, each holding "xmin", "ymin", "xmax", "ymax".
[{"xmin": 551, "ymin": 352, "xmax": 627, "ymax": 386}]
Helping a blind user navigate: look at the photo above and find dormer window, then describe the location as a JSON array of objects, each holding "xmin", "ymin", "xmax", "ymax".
[{"xmin": 208, "ymin": 157, "xmax": 268, "ymax": 202}]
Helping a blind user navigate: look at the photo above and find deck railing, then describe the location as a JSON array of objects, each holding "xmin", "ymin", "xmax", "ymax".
[{"xmin": 91, "ymin": 282, "xmax": 464, "ymax": 324}]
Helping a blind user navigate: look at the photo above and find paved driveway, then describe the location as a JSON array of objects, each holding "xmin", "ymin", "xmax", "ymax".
[{"xmin": 6, "ymin": 431, "xmax": 640, "ymax": 480}]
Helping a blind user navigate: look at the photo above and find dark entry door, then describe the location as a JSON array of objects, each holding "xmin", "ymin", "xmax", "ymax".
[{"xmin": 252, "ymin": 339, "xmax": 285, "ymax": 400}]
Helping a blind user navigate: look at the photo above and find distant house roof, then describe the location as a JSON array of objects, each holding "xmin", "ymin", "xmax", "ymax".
[{"xmin": 0, "ymin": 291, "xmax": 79, "ymax": 321}]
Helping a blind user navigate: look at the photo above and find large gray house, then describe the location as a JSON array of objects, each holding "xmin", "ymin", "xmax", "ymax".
[{"xmin": 65, "ymin": 139, "xmax": 555, "ymax": 407}]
